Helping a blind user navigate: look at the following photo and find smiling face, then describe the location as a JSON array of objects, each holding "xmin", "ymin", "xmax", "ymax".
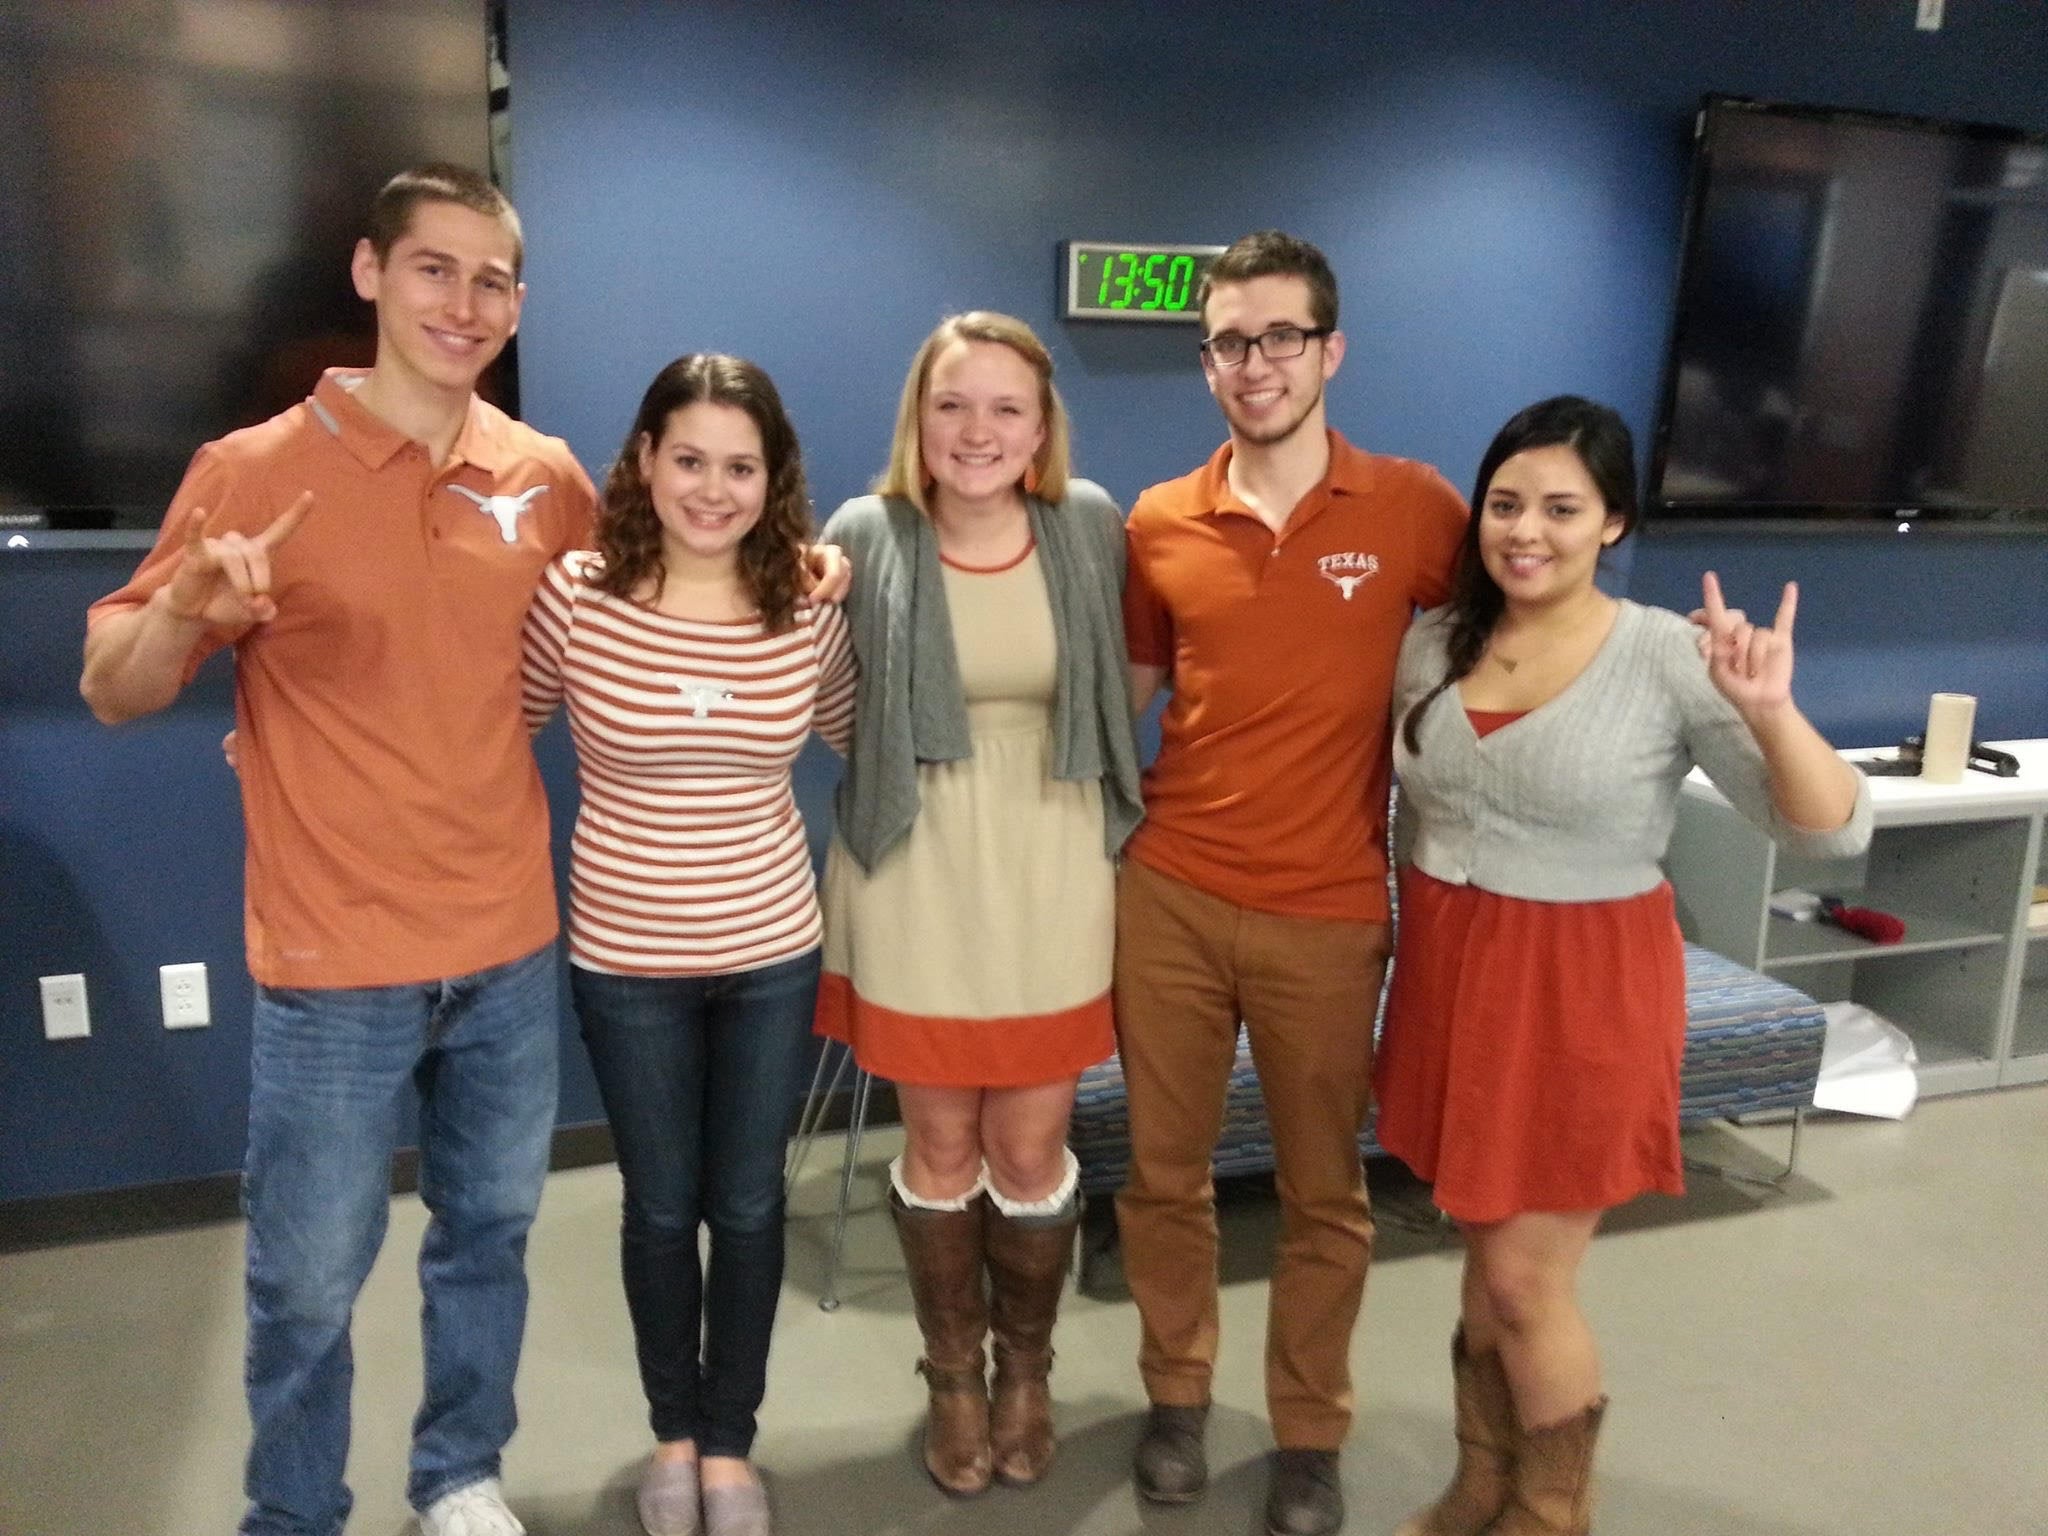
[
  {"xmin": 1478, "ymin": 443, "xmax": 1625, "ymax": 610},
  {"xmin": 919, "ymin": 337, "xmax": 1047, "ymax": 515},
  {"xmin": 1200, "ymin": 272, "xmax": 1344, "ymax": 449},
  {"xmin": 636, "ymin": 401, "xmax": 768, "ymax": 575},
  {"xmin": 351, "ymin": 198, "xmax": 523, "ymax": 399}
]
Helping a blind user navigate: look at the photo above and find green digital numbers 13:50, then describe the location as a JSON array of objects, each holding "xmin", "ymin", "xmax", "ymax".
[{"xmin": 1063, "ymin": 241, "xmax": 1224, "ymax": 323}]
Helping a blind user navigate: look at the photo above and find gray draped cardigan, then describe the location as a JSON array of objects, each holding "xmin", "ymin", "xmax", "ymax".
[{"xmin": 819, "ymin": 479, "xmax": 1144, "ymax": 873}]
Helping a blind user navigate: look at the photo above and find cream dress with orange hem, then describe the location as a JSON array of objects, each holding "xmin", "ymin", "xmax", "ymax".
[{"xmin": 815, "ymin": 544, "xmax": 1116, "ymax": 1087}]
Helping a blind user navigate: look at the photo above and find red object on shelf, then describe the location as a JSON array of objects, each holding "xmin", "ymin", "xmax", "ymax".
[{"xmin": 1820, "ymin": 897, "xmax": 1906, "ymax": 945}]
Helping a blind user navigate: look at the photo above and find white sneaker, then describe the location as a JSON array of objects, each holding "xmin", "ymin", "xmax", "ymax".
[{"xmin": 419, "ymin": 1478, "xmax": 527, "ymax": 1536}]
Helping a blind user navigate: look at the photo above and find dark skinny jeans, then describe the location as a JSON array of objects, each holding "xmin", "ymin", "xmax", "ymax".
[{"xmin": 572, "ymin": 949, "xmax": 821, "ymax": 1456}]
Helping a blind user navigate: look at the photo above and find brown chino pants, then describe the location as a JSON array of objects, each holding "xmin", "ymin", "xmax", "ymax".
[{"xmin": 1112, "ymin": 857, "xmax": 1390, "ymax": 1450}]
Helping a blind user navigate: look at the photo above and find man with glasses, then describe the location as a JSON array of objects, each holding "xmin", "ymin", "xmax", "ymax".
[{"xmin": 1117, "ymin": 230, "xmax": 1467, "ymax": 1535}]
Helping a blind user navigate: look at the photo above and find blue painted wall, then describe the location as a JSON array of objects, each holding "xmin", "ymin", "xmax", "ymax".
[{"xmin": 5, "ymin": 0, "xmax": 2045, "ymax": 1200}]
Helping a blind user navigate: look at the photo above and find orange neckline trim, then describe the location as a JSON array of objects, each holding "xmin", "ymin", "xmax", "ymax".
[{"xmin": 940, "ymin": 537, "xmax": 1037, "ymax": 574}]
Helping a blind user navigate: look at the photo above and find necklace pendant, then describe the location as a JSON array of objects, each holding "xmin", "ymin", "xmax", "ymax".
[{"xmin": 1497, "ymin": 656, "xmax": 1519, "ymax": 674}]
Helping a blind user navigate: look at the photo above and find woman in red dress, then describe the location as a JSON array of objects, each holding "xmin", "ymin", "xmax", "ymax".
[{"xmin": 1376, "ymin": 396, "xmax": 1869, "ymax": 1536}]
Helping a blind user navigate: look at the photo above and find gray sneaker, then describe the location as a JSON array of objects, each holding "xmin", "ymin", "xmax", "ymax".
[
  {"xmin": 702, "ymin": 1478, "xmax": 772, "ymax": 1536},
  {"xmin": 636, "ymin": 1454, "xmax": 701, "ymax": 1536}
]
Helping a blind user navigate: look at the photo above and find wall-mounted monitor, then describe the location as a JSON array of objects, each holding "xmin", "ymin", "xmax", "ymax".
[
  {"xmin": 1648, "ymin": 95, "xmax": 2048, "ymax": 528},
  {"xmin": 0, "ymin": 0, "xmax": 499, "ymax": 540}
]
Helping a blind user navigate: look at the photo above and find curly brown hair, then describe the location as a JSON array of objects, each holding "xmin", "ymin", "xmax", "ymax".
[{"xmin": 595, "ymin": 354, "xmax": 812, "ymax": 633}]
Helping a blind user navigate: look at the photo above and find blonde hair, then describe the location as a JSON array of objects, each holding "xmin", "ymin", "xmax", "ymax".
[{"xmin": 875, "ymin": 311, "xmax": 1072, "ymax": 513}]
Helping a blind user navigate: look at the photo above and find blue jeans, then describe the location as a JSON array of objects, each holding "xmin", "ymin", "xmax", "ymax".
[
  {"xmin": 572, "ymin": 949, "xmax": 821, "ymax": 1457},
  {"xmin": 239, "ymin": 941, "xmax": 559, "ymax": 1536}
]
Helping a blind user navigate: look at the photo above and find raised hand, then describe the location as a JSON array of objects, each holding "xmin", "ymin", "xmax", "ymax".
[
  {"xmin": 1695, "ymin": 570, "xmax": 1797, "ymax": 717},
  {"xmin": 801, "ymin": 541, "xmax": 852, "ymax": 604},
  {"xmin": 160, "ymin": 491, "xmax": 313, "ymax": 627}
]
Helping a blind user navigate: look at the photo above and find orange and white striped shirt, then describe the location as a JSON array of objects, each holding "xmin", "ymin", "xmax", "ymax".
[{"xmin": 521, "ymin": 550, "xmax": 856, "ymax": 976}]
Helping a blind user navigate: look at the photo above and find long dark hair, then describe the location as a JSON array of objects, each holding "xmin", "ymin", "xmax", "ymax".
[
  {"xmin": 1400, "ymin": 395, "xmax": 1639, "ymax": 754},
  {"xmin": 596, "ymin": 354, "xmax": 811, "ymax": 633}
]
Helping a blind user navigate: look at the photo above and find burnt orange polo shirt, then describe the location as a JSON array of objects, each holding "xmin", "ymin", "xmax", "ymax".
[
  {"xmin": 89, "ymin": 369, "xmax": 596, "ymax": 988},
  {"xmin": 1122, "ymin": 431, "xmax": 1466, "ymax": 922}
]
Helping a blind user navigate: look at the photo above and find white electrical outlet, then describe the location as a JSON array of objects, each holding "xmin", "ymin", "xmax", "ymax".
[
  {"xmin": 1916, "ymin": 0, "xmax": 1943, "ymax": 30},
  {"xmin": 160, "ymin": 962, "xmax": 211, "ymax": 1029},
  {"xmin": 40, "ymin": 973, "xmax": 91, "ymax": 1040}
]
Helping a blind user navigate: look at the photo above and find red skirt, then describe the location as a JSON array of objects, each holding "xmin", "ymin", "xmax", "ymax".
[{"xmin": 1373, "ymin": 868, "xmax": 1689, "ymax": 1223}]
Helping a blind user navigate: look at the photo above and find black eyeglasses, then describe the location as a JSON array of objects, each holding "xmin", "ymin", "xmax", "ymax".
[{"xmin": 1199, "ymin": 325, "xmax": 1332, "ymax": 368}]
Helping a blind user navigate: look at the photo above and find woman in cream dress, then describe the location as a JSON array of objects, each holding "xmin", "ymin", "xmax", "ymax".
[{"xmin": 815, "ymin": 312, "xmax": 1141, "ymax": 1498}]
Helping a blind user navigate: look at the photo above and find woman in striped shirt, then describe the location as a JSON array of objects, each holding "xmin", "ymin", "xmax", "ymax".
[{"xmin": 521, "ymin": 355, "xmax": 853, "ymax": 1536}]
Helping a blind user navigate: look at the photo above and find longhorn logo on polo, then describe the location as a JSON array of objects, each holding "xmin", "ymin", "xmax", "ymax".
[
  {"xmin": 1317, "ymin": 551, "xmax": 1380, "ymax": 599},
  {"xmin": 445, "ymin": 483, "xmax": 550, "ymax": 543}
]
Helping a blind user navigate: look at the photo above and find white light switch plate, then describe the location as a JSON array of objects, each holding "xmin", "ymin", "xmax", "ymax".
[{"xmin": 40, "ymin": 973, "xmax": 90, "ymax": 1040}]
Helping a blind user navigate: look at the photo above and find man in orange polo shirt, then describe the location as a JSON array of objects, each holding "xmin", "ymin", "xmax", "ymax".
[
  {"xmin": 82, "ymin": 166, "xmax": 595, "ymax": 1536},
  {"xmin": 1118, "ymin": 230, "xmax": 1467, "ymax": 1536}
]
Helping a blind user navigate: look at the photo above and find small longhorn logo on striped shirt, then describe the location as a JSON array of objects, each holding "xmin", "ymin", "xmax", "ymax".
[{"xmin": 673, "ymin": 679, "xmax": 735, "ymax": 718}]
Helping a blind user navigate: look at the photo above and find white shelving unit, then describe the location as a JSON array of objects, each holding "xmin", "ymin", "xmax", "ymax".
[{"xmin": 1666, "ymin": 739, "xmax": 2048, "ymax": 1097}]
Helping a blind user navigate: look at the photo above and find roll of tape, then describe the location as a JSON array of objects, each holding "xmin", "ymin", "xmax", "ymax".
[{"xmin": 1922, "ymin": 692, "xmax": 1976, "ymax": 783}]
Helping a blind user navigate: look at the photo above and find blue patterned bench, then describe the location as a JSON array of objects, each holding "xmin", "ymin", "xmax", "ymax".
[{"xmin": 1067, "ymin": 943, "xmax": 1826, "ymax": 1197}]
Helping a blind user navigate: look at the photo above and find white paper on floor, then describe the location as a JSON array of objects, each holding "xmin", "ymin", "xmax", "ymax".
[{"xmin": 1812, "ymin": 1001, "xmax": 1920, "ymax": 1119}]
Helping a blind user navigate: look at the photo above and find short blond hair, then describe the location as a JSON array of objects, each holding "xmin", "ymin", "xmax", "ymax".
[{"xmin": 875, "ymin": 312, "xmax": 1072, "ymax": 513}]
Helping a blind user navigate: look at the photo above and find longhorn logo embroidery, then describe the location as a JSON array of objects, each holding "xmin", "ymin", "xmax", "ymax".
[
  {"xmin": 445, "ymin": 483, "xmax": 549, "ymax": 543},
  {"xmin": 673, "ymin": 679, "xmax": 735, "ymax": 719},
  {"xmin": 1317, "ymin": 551, "xmax": 1380, "ymax": 600}
]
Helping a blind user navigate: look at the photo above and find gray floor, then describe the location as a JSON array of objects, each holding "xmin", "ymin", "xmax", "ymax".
[{"xmin": 3, "ymin": 1089, "xmax": 2044, "ymax": 1536}]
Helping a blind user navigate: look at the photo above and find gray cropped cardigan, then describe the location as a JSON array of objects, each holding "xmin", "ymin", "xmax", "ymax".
[
  {"xmin": 819, "ymin": 480, "xmax": 1144, "ymax": 873},
  {"xmin": 1392, "ymin": 600, "xmax": 1873, "ymax": 900}
]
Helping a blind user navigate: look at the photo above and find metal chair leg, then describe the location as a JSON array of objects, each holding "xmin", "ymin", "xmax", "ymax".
[
  {"xmin": 819, "ymin": 1066, "xmax": 873, "ymax": 1312},
  {"xmin": 785, "ymin": 1040, "xmax": 853, "ymax": 1198},
  {"xmin": 1773, "ymin": 1105, "xmax": 1805, "ymax": 1186},
  {"xmin": 1685, "ymin": 1105, "xmax": 1806, "ymax": 1191}
]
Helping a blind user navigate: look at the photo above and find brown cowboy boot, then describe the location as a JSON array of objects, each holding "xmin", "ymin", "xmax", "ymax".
[
  {"xmin": 889, "ymin": 1188, "xmax": 993, "ymax": 1496},
  {"xmin": 983, "ymin": 1200, "xmax": 1078, "ymax": 1486},
  {"xmin": 1393, "ymin": 1328, "xmax": 1515, "ymax": 1536},
  {"xmin": 1492, "ymin": 1398, "xmax": 1607, "ymax": 1535}
]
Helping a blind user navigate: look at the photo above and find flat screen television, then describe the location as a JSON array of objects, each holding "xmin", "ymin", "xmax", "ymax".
[
  {"xmin": 0, "ymin": 0, "xmax": 501, "ymax": 537},
  {"xmin": 1649, "ymin": 96, "xmax": 2048, "ymax": 527}
]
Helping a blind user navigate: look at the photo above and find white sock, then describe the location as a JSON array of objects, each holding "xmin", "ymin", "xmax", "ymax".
[
  {"xmin": 985, "ymin": 1148, "xmax": 1079, "ymax": 1220},
  {"xmin": 889, "ymin": 1154, "xmax": 985, "ymax": 1211}
]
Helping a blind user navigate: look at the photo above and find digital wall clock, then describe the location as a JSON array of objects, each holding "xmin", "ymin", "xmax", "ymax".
[{"xmin": 1062, "ymin": 241, "xmax": 1224, "ymax": 323}]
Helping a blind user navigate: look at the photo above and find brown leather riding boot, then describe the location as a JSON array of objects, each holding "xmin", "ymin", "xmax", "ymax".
[
  {"xmin": 889, "ymin": 1189, "xmax": 993, "ymax": 1497},
  {"xmin": 1492, "ymin": 1398, "xmax": 1607, "ymax": 1535},
  {"xmin": 983, "ymin": 1201, "xmax": 1078, "ymax": 1486},
  {"xmin": 1394, "ymin": 1328, "xmax": 1515, "ymax": 1536}
]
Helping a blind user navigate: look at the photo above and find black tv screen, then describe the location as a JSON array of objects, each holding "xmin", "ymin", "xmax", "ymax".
[
  {"xmin": 0, "ymin": 0, "xmax": 500, "ymax": 537},
  {"xmin": 1650, "ymin": 97, "xmax": 2048, "ymax": 526}
]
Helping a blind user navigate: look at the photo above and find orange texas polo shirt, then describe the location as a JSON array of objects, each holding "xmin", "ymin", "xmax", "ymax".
[
  {"xmin": 89, "ymin": 369, "xmax": 597, "ymax": 989},
  {"xmin": 1123, "ymin": 431, "xmax": 1467, "ymax": 923}
]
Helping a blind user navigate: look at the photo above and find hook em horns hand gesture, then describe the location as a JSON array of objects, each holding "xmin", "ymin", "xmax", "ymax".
[
  {"xmin": 160, "ymin": 491, "xmax": 313, "ymax": 627},
  {"xmin": 1692, "ymin": 570, "xmax": 1798, "ymax": 718}
]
